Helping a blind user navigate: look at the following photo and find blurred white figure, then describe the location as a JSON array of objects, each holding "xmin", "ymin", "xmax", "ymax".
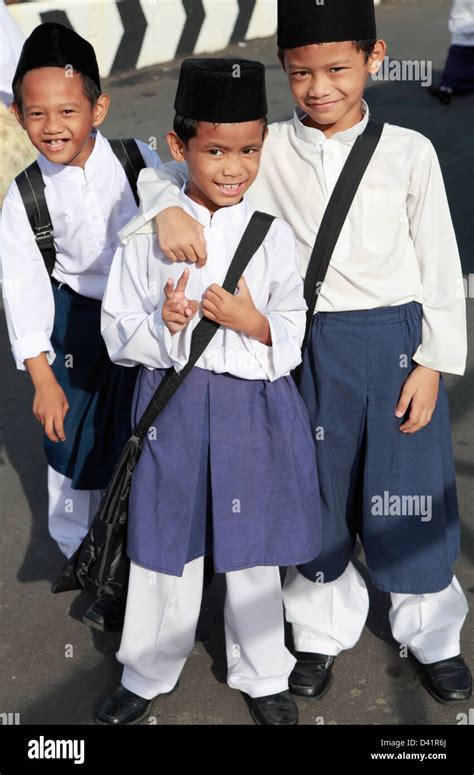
[
  {"xmin": 0, "ymin": 0, "xmax": 25, "ymax": 107},
  {"xmin": 429, "ymin": 0, "xmax": 474, "ymax": 103}
]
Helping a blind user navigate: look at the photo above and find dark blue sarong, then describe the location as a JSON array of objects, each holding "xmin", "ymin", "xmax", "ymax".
[
  {"xmin": 44, "ymin": 281, "xmax": 138, "ymax": 490},
  {"xmin": 297, "ymin": 302, "xmax": 460, "ymax": 595}
]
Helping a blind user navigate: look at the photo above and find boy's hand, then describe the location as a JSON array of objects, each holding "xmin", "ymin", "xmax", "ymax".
[
  {"xmin": 162, "ymin": 268, "xmax": 200, "ymax": 334},
  {"xmin": 33, "ymin": 381, "xmax": 69, "ymax": 443},
  {"xmin": 202, "ymin": 277, "xmax": 271, "ymax": 345},
  {"xmin": 395, "ymin": 365, "xmax": 440, "ymax": 433},
  {"xmin": 155, "ymin": 207, "xmax": 207, "ymax": 267},
  {"xmin": 25, "ymin": 353, "xmax": 69, "ymax": 442}
]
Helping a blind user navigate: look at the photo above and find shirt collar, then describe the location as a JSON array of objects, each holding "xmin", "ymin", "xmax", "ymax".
[
  {"xmin": 292, "ymin": 98, "xmax": 370, "ymax": 146},
  {"xmin": 38, "ymin": 128, "xmax": 106, "ymax": 181},
  {"xmin": 178, "ymin": 184, "xmax": 251, "ymax": 228}
]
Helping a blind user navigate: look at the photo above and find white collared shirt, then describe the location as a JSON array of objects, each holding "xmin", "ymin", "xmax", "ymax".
[
  {"xmin": 120, "ymin": 100, "xmax": 467, "ymax": 375},
  {"xmin": 1, "ymin": 130, "xmax": 161, "ymax": 369},
  {"xmin": 101, "ymin": 189, "xmax": 307, "ymax": 382}
]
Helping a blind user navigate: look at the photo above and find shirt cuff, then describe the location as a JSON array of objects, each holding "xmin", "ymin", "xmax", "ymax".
[
  {"xmin": 412, "ymin": 346, "xmax": 466, "ymax": 376},
  {"xmin": 160, "ymin": 315, "xmax": 195, "ymax": 372},
  {"xmin": 244, "ymin": 316, "xmax": 303, "ymax": 382},
  {"xmin": 12, "ymin": 333, "xmax": 55, "ymax": 371}
]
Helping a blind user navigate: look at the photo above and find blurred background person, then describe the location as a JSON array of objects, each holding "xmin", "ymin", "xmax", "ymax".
[
  {"xmin": 429, "ymin": 0, "xmax": 474, "ymax": 103},
  {"xmin": 0, "ymin": 0, "xmax": 37, "ymax": 209}
]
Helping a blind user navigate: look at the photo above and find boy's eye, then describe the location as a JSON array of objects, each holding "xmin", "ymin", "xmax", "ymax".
[
  {"xmin": 243, "ymin": 148, "xmax": 258, "ymax": 156},
  {"xmin": 62, "ymin": 109, "xmax": 76, "ymax": 114},
  {"xmin": 291, "ymin": 70, "xmax": 309, "ymax": 78},
  {"xmin": 29, "ymin": 112, "xmax": 44, "ymax": 117},
  {"xmin": 209, "ymin": 149, "xmax": 224, "ymax": 157},
  {"xmin": 329, "ymin": 67, "xmax": 347, "ymax": 73}
]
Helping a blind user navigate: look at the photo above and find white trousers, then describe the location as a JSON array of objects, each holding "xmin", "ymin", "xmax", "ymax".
[
  {"xmin": 117, "ymin": 557, "xmax": 296, "ymax": 700},
  {"xmin": 282, "ymin": 561, "xmax": 469, "ymax": 665},
  {"xmin": 47, "ymin": 466, "xmax": 102, "ymax": 559}
]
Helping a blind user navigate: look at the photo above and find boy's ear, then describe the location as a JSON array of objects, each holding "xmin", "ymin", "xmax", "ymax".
[
  {"xmin": 92, "ymin": 93, "xmax": 111, "ymax": 127},
  {"xmin": 10, "ymin": 102, "xmax": 26, "ymax": 129},
  {"xmin": 167, "ymin": 131, "xmax": 186, "ymax": 162},
  {"xmin": 368, "ymin": 39, "xmax": 387, "ymax": 73}
]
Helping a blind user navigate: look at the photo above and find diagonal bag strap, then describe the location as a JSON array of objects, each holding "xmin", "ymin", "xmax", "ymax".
[
  {"xmin": 15, "ymin": 161, "xmax": 56, "ymax": 277},
  {"xmin": 301, "ymin": 119, "xmax": 385, "ymax": 352},
  {"xmin": 132, "ymin": 210, "xmax": 276, "ymax": 440}
]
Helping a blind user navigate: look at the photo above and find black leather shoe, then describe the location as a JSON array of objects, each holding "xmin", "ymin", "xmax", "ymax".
[
  {"xmin": 428, "ymin": 85, "xmax": 453, "ymax": 104},
  {"xmin": 82, "ymin": 594, "xmax": 125, "ymax": 632},
  {"xmin": 94, "ymin": 685, "xmax": 154, "ymax": 725},
  {"xmin": 289, "ymin": 652, "xmax": 335, "ymax": 698},
  {"xmin": 246, "ymin": 690, "xmax": 298, "ymax": 725},
  {"xmin": 421, "ymin": 655, "xmax": 472, "ymax": 703}
]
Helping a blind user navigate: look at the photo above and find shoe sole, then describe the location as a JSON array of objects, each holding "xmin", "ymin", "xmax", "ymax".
[
  {"xmin": 248, "ymin": 707, "xmax": 298, "ymax": 726},
  {"xmin": 93, "ymin": 704, "xmax": 153, "ymax": 726},
  {"xmin": 289, "ymin": 673, "xmax": 333, "ymax": 700},
  {"xmin": 93, "ymin": 681, "xmax": 180, "ymax": 725},
  {"xmin": 420, "ymin": 675, "xmax": 472, "ymax": 705},
  {"xmin": 82, "ymin": 612, "xmax": 124, "ymax": 632}
]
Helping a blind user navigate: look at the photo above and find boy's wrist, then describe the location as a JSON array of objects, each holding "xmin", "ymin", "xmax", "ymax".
[
  {"xmin": 25, "ymin": 353, "xmax": 57, "ymax": 389},
  {"xmin": 247, "ymin": 311, "xmax": 271, "ymax": 346}
]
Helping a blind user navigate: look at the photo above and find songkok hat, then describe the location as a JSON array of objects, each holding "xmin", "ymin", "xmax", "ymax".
[
  {"xmin": 174, "ymin": 58, "xmax": 267, "ymax": 123},
  {"xmin": 277, "ymin": 0, "xmax": 377, "ymax": 49}
]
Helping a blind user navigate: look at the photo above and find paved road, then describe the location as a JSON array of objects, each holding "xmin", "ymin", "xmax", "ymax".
[{"xmin": 0, "ymin": 0, "xmax": 472, "ymax": 726}]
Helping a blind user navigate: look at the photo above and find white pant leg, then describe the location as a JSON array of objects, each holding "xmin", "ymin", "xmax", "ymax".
[
  {"xmin": 282, "ymin": 561, "xmax": 370, "ymax": 656},
  {"xmin": 389, "ymin": 575, "xmax": 469, "ymax": 664},
  {"xmin": 224, "ymin": 566, "xmax": 296, "ymax": 698},
  {"xmin": 117, "ymin": 557, "xmax": 204, "ymax": 700},
  {"xmin": 47, "ymin": 466, "xmax": 101, "ymax": 559}
]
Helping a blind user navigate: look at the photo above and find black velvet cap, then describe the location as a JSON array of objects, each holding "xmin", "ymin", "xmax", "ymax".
[
  {"xmin": 12, "ymin": 22, "xmax": 101, "ymax": 92},
  {"xmin": 278, "ymin": 0, "xmax": 377, "ymax": 49},
  {"xmin": 174, "ymin": 59, "xmax": 267, "ymax": 122}
]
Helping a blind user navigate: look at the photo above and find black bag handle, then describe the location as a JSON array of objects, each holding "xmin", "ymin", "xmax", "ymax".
[
  {"xmin": 15, "ymin": 138, "xmax": 146, "ymax": 275},
  {"xmin": 302, "ymin": 119, "xmax": 385, "ymax": 350},
  {"xmin": 132, "ymin": 211, "xmax": 276, "ymax": 441}
]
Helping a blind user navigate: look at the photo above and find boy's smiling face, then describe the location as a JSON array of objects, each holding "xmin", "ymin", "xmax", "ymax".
[
  {"xmin": 13, "ymin": 67, "xmax": 109, "ymax": 167},
  {"xmin": 167, "ymin": 120, "xmax": 268, "ymax": 214},
  {"xmin": 281, "ymin": 40, "xmax": 386, "ymax": 135}
]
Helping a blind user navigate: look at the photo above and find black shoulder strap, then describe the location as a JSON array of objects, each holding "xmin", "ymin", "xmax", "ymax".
[
  {"xmin": 302, "ymin": 119, "xmax": 385, "ymax": 349},
  {"xmin": 133, "ymin": 211, "xmax": 276, "ymax": 440},
  {"xmin": 15, "ymin": 161, "xmax": 56, "ymax": 277},
  {"xmin": 109, "ymin": 138, "xmax": 147, "ymax": 206}
]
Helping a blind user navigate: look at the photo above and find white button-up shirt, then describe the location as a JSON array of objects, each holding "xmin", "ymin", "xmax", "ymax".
[
  {"xmin": 1, "ymin": 130, "xmax": 161, "ymax": 369},
  {"xmin": 101, "ymin": 189, "xmax": 307, "ymax": 382},
  {"xmin": 120, "ymin": 101, "xmax": 467, "ymax": 376}
]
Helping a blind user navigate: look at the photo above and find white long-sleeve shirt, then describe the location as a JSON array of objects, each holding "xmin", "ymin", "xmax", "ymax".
[
  {"xmin": 1, "ymin": 130, "xmax": 161, "ymax": 370},
  {"xmin": 119, "ymin": 100, "xmax": 467, "ymax": 376},
  {"xmin": 101, "ymin": 188, "xmax": 307, "ymax": 382}
]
